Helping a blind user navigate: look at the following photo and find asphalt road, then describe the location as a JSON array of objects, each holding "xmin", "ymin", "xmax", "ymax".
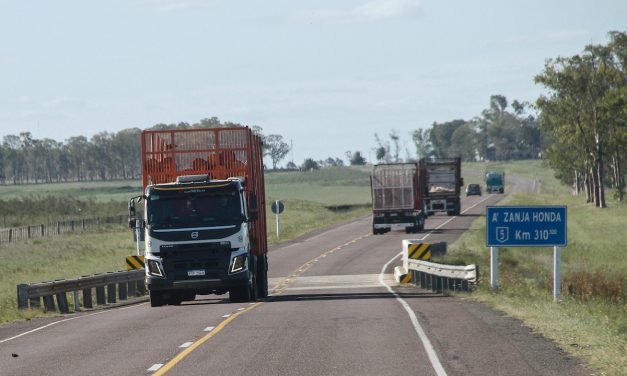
[{"xmin": 0, "ymin": 183, "xmax": 591, "ymax": 376}]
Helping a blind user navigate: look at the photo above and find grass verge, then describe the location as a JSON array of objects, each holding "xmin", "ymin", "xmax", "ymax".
[{"xmin": 440, "ymin": 160, "xmax": 626, "ymax": 376}]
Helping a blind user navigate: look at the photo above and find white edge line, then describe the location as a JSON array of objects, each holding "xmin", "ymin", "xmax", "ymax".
[
  {"xmin": 376, "ymin": 194, "xmax": 494, "ymax": 376},
  {"xmin": 0, "ymin": 302, "xmax": 148, "ymax": 344}
]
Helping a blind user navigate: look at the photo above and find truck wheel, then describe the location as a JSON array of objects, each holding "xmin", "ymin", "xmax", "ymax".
[
  {"xmin": 229, "ymin": 283, "xmax": 251, "ymax": 303},
  {"xmin": 256, "ymin": 255, "xmax": 269, "ymax": 299},
  {"xmin": 168, "ymin": 293, "xmax": 182, "ymax": 306},
  {"xmin": 149, "ymin": 291, "xmax": 164, "ymax": 307}
]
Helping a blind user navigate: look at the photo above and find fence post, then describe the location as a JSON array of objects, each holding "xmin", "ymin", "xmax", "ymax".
[
  {"xmin": 82, "ymin": 219, "xmax": 86, "ymax": 231},
  {"xmin": 27, "ymin": 226, "xmax": 31, "ymax": 239},
  {"xmin": 57, "ymin": 222, "xmax": 61, "ymax": 235},
  {"xmin": 40, "ymin": 224, "xmax": 45, "ymax": 237},
  {"xmin": 9, "ymin": 229, "xmax": 12, "ymax": 243},
  {"xmin": 71, "ymin": 221, "xmax": 75, "ymax": 231}
]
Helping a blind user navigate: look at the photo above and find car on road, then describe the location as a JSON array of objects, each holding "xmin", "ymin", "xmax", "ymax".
[{"xmin": 465, "ymin": 183, "xmax": 482, "ymax": 196}]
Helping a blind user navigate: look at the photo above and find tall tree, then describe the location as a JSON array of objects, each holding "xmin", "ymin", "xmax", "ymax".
[{"xmin": 264, "ymin": 134, "xmax": 290, "ymax": 169}]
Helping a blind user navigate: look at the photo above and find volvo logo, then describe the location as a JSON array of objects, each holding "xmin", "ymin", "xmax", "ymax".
[{"xmin": 191, "ymin": 231, "xmax": 199, "ymax": 240}]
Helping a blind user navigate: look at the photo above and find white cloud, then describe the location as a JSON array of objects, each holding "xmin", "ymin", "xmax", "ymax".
[
  {"xmin": 298, "ymin": 0, "xmax": 421, "ymax": 22},
  {"xmin": 139, "ymin": 0, "xmax": 216, "ymax": 12}
]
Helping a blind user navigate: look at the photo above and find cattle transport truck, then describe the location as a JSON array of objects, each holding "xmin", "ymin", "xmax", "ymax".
[
  {"xmin": 421, "ymin": 157, "xmax": 463, "ymax": 216},
  {"xmin": 485, "ymin": 170, "xmax": 505, "ymax": 193},
  {"xmin": 128, "ymin": 127, "xmax": 268, "ymax": 306},
  {"xmin": 370, "ymin": 163, "xmax": 426, "ymax": 234}
]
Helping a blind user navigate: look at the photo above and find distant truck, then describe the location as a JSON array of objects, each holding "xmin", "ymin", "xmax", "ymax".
[
  {"xmin": 485, "ymin": 171, "xmax": 505, "ymax": 193},
  {"xmin": 370, "ymin": 163, "xmax": 426, "ymax": 234},
  {"xmin": 128, "ymin": 127, "xmax": 268, "ymax": 306},
  {"xmin": 421, "ymin": 157, "xmax": 463, "ymax": 216}
]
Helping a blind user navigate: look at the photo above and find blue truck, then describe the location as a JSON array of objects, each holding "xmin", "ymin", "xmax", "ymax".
[{"xmin": 485, "ymin": 171, "xmax": 505, "ymax": 193}]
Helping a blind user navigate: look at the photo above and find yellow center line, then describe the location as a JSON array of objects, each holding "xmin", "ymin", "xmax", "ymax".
[
  {"xmin": 153, "ymin": 302, "xmax": 262, "ymax": 376},
  {"xmin": 153, "ymin": 231, "xmax": 371, "ymax": 374}
]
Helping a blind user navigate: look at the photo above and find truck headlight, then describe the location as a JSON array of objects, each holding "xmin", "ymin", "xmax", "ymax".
[
  {"xmin": 147, "ymin": 259, "xmax": 164, "ymax": 277},
  {"xmin": 230, "ymin": 254, "xmax": 247, "ymax": 273}
]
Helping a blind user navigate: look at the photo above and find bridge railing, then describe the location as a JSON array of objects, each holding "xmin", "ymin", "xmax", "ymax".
[
  {"xmin": 17, "ymin": 270, "xmax": 146, "ymax": 313},
  {"xmin": 406, "ymin": 258, "xmax": 478, "ymax": 292}
]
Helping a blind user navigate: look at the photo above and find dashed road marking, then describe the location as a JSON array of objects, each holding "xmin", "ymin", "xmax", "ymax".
[{"xmin": 148, "ymin": 364, "xmax": 163, "ymax": 372}]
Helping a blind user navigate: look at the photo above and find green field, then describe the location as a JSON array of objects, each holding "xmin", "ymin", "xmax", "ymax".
[{"xmin": 441, "ymin": 160, "xmax": 626, "ymax": 376}]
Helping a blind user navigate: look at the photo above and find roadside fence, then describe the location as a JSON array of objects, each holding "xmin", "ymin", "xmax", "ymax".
[
  {"xmin": 17, "ymin": 270, "xmax": 146, "ymax": 314},
  {"xmin": 0, "ymin": 215, "xmax": 126, "ymax": 244}
]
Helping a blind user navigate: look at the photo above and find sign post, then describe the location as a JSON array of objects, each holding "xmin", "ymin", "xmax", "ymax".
[
  {"xmin": 271, "ymin": 200, "xmax": 285, "ymax": 238},
  {"xmin": 486, "ymin": 206, "xmax": 567, "ymax": 301}
]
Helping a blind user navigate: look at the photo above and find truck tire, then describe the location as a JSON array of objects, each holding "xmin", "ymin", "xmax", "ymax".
[
  {"xmin": 229, "ymin": 282, "xmax": 251, "ymax": 303},
  {"xmin": 256, "ymin": 255, "xmax": 269, "ymax": 299},
  {"xmin": 149, "ymin": 291, "xmax": 164, "ymax": 307},
  {"xmin": 168, "ymin": 293, "xmax": 182, "ymax": 306}
]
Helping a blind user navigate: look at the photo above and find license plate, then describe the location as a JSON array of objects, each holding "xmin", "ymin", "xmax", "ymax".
[{"xmin": 187, "ymin": 270, "xmax": 205, "ymax": 277}]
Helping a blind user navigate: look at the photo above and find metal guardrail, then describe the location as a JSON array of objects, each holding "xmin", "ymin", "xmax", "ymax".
[
  {"xmin": 406, "ymin": 259, "xmax": 478, "ymax": 292},
  {"xmin": 17, "ymin": 270, "xmax": 146, "ymax": 313}
]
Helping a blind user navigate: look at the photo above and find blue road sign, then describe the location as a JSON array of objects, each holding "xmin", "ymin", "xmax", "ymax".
[{"xmin": 486, "ymin": 206, "xmax": 567, "ymax": 247}]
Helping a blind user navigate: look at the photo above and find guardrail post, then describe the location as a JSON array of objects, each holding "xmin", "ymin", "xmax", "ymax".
[
  {"xmin": 137, "ymin": 280, "xmax": 146, "ymax": 296},
  {"xmin": 42, "ymin": 295, "xmax": 55, "ymax": 311},
  {"xmin": 56, "ymin": 293, "xmax": 69, "ymax": 313},
  {"xmin": 119, "ymin": 282, "xmax": 128, "ymax": 301},
  {"xmin": 96, "ymin": 286, "xmax": 106, "ymax": 305},
  {"xmin": 128, "ymin": 281, "xmax": 136, "ymax": 296},
  {"xmin": 83, "ymin": 288, "xmax": 93, "ymax": 309},
  {"xmin": 73, "ymin": 291, "xmax": 81, "ymax": 311},
  {"xmin": 17, "ymin": 284, "xmax": 29, "ymax": 309},
  {"xmin": 107, "ymin": 283, "xmax": 116, "ymax": 304},
  {"xmin": 29, "ymin": 296, "xmax": 40, "ymax": 308}
]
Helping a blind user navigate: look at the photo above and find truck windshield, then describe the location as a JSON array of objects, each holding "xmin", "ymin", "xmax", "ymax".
[{"xmin": 147, "ymin": 191, "xmax": 244, "ymax": 228}]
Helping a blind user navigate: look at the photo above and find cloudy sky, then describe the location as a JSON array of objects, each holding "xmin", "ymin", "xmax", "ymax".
[{"xmin": 0, "ymin": 0, "xmax": 625, "ymax": 165}]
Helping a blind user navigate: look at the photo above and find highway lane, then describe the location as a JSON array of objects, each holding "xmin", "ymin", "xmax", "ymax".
[{"xmin": 0, "ymin": 190, "xmax": 590, "ymax": 375}]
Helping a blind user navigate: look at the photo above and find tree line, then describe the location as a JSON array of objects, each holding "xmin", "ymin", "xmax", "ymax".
[
  {"xmin": 374, "ymin": 95, "xmax": 542, "ymax": 164},
  {"xmin": 0, "ymin": 117, "xmax": 291, "ymax": 184},
  {"xmin": 535, "ymin": 31, "xmax": 626, "ymax": 207},
  {"xmin": 375, "ymin": 30, "xmax": 625, "ymax": 207}
]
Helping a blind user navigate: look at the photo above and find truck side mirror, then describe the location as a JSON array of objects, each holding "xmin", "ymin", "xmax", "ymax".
[
  {"xmin": 128, "ymin": 200, "xmax": 136, "ymax": 228},
  {"xmin": 128, "ymin": 195, "xmax": 144, "ymax": 228}
]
